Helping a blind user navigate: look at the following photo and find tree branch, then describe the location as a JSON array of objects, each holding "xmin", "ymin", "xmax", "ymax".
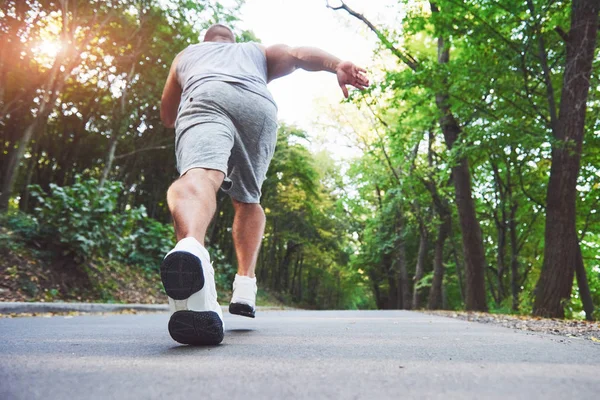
[
  {"xmin": 443, "ymin": 0, "xmax": 523, "ymax": 55},
  {"xmin": 554, "ymin": 26, "xmax": 569, "ymax": 42},
  {"xmin": 517, "ymin": 212, "xmax": 540, "ymax": 254},
  {"xmin": 578, "ymin": 196, "xmax": 600, "ymax": 242},
  {"xmin": 326, "ymin": 1, "xmax": 418, "ymax": 71},
  {"xmin": 515, "ymin": 161, "xmax": 546, "ymax": 210},
  {"xmin": 526, "ymin": 0, "xmax": 558, "ymax": 136}
]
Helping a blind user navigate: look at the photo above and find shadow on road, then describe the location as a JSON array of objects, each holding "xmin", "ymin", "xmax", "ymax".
[
  {"xmin": 165, "ymin": 344, "xmax": 221, "ymax": 353},
  {"xmin": 226, "ymin": 328, "xmax": 255, "ymax": 334},
  {"xmin": 161, "ymin": 330, "xmax": 255, "ymax": 354}
]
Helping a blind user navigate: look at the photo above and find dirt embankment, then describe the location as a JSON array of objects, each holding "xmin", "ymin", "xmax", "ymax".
[{"xmin": 1, "ymin": 236, "xmax": 164, "ymax": 304}]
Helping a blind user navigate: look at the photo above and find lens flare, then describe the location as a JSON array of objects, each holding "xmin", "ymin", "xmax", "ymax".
[{"xmin": 36, "ymin": 41, "xmax": 62, "ymax": 58}]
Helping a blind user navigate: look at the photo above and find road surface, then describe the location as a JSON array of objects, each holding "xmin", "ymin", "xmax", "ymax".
[{"xmin": 1, "ymin": 310, "xmax": 599, "ymax": 399}]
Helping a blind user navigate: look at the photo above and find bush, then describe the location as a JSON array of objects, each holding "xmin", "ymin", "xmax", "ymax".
[
  {"xmin": 0, "ymin": 211, "xmax": 40, "ymax": 252},
  {"xmin": 30, "ymin": 176, "xmax": 175, "ymax": 271},
  {"xmin": 124, "ymin": 218, "xmax": 175, "ymax": 273},
  {"xmin": 209, "ymin": 245, "xmax": 236, "ymax": 291},
  {"xmin": 13, "ymin": 177, "xmax": 237, "ymax": 286},
  {"xmin": 0, "ymin": 211, "xmax": 39, "ymax": 240}
]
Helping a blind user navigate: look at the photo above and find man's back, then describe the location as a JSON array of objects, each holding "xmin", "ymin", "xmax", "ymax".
[{"xmin": 176, "ymin": 42, "xmax": 275, "ymax": 106}]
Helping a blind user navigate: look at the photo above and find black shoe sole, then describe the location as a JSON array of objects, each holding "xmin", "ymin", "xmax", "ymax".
[
  {"xmin": 160, "ymin": 251, "xmax": 204, "ymax": 300},
  {"xmin": 229, "ymin": 302, "xmax": 256, "ymax": 318},
  {"xmin": 168, "ymin": 310, "xmax": 224, "ymax": 345}
]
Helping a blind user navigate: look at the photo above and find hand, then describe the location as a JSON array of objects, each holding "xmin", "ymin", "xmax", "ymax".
[{"xmin": 336, "ymin": 61, "xmax": 369, "ymax": 98}]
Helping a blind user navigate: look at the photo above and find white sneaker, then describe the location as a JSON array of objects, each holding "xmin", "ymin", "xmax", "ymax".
[
  {"xmin": 160, "ymin": 237, "xmax": 224, "ymax": 345},
  {"xmin": 229, "ymin": 274, "xmax": 257, "ymax": 318}
]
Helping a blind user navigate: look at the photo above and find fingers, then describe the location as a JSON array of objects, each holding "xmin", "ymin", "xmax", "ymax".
[
  {"xmin": 341, "ymin": 78, "xmax": 367, "ymax": 94},
  {"xmin": 338, "ymin": 63, "xmax": 370, "ymax": 98},
  {"xmin": 351, "ymin": 82, "xmax": 368, "ymax": 90},
  {"xmin": 351, "ymin": 67, "xmax": 369, "ymax": 87},
  {"xmin": 340, "ymin": 84, "xmax": 349, "ymax": 98},
  {"xmin": 356, "ymin": 74, "xmax": 369, "ymax": 86},
  {"xmin": 353, "ymin": 73, "xmax": 369, "ymax": 88}
]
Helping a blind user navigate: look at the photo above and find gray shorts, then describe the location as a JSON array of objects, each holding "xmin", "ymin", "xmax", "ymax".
[{"xmin": 175, "ymin": 81, "xmax": 278, "ymax": 203}]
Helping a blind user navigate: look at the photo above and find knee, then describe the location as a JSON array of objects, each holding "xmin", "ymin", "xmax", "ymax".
[
  {"xmin": 232, "ymin": 200, "xmax": 265, "ymax": 218},
  {"xmin": 167, "ymin": 179, "xmax": 190, "ymax": 201}
]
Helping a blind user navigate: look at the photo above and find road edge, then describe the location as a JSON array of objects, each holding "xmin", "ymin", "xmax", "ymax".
[
  {"xmin": 0, "ymin": 302, "xmax": 169, "ymax": 314},
  {"xmin": 0, "ymin": 302, "xmax": 295, "ymax": 315}
]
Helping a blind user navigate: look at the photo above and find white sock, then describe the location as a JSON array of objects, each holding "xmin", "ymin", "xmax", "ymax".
[
  {"xmin": 235, "ymin": 274, "xmax": 256, "ymax": 283},
  {"xmin": 231, "ymin": 274, "xmax": 257, "ymax": 308}
]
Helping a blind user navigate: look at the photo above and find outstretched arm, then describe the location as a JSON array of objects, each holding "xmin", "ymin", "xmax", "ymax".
[
  {"xmin": 265, "ymin": 44, "xmax": 369, "ymax": 98},
  {"xmin": 160, "ymin": 54, "xmax": 183, "ymax": 128}
]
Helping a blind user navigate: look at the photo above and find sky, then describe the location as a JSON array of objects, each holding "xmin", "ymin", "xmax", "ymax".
[{"xmin": 239, "ymin": 0, "xmax": 398, "ymax": 147}]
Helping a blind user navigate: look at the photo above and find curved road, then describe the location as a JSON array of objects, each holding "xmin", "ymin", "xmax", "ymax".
[{"xmin": 1, "ymin": 310, "xmax": 599, "ymax": 399}]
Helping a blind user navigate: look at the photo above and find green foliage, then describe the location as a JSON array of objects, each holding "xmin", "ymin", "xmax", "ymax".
[
  {"xmin": 209, "ymin": 245, "xmax": 237, "ymax": 297},
  {"xmin": 251, "ymin": 125, "xmax": 372, "ymax": 309},
  {"xmin": 3, "ymin": 0, "xmax": 598, "ymax": 317},
  {"xmin": 0, "ymin": 211, "xmax": 39, "ymax": 241},
  {"xmin": 30, "ymin": 176, "xmax": 175, "ymax": 271},
  {"xmin": 415, "ymin": 272, "xmax": 433, "ymax": 291},
  {"xmin": 31, "ymin": 177, "xmax": 126, "ymax": 260},
  {"xmin": 124, "ymin": 218, "xmax": 175, "ymax": 273},
  {"xmin": 323, "ymin": 0, "xmax": 600, "ymax": 317}
]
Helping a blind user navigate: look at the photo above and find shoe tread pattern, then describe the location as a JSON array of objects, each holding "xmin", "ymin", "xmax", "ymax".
[
  {"xmin": 229, "ymin": 302, "xmax": 255, "ymax": 318},
  {"xmin": 160, "ymin": 251, "xmax": 204, "ymax": 300},
  {"xmin": 168, "ymin": 310, "xmax": 224, "ymax": 345}
]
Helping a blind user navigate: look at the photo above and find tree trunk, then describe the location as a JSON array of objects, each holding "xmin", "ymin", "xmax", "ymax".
[
  {"xmin": 495, "ymin": 222, "xmax": 507, "ymax": 304},
  {"xmin": 437, "ymin": 123, "xmax": 487, "ymax": 310},
  {"xmin": 508, "ymin": 203, "xmax": 520, "ymax": 311},
  {"xmin": 99, "ymin": 134, "xmax": 119, "ymax": 188},
  {"xmin": 266, "ymin": 218, "xmax": 278, "ymax": 285},
  {"xmin": 429, "ymin": 3, "xmax": 487, "ymax": 311},
  {"xmin": 490, "ymin": 158, "xmax": 509, "ymax": 305},
  {"xmin": 297, "ymin": 253, "xmax": 304, "ymax": 300},
  {"xmin": 387, "ymin": 274, "xmax": 398, "ymax": 310},
  {"xmin": 428, "ymin": 216, "xmax": 451, "ymax": 309},
  {"xmin": 412, "ymin": 226, "xmax": 428, "ymax": 309},
  {"xmin": 371, "ymin": 273, "xmax": 383, "ymax": 309},
  {"xmin": 291, "ymin": 251, "xmax": 301, "ymax": 297},
  {"xmin": 449, "ymin": 226, "xmax": 466, "ymax": 304},
  {"xmin": 1, "ymin": 115, "xmax": 44, "ymax": 210},
  {"xmin": 533, "ymin": 0, "xmax": 599, "ymax": 318},
  {"xmin": 280, "ymin": 240, "xmax": 301, "ymax": 292},
  {"xmin": 383, "ymin": 250, "xmax": 398, "ymax": 309},
  {"xmin": 396, "ymin": 213, "xmax": 411, "ymax": 310},
  {"xmin": 330, "ymin": 0, "xmax": 487, "ymax": 310},
  {"xmin": 485, "ymin": 264, "xmax": 499, "ymax": 306},
  {"xmin": 575, "ymin": 245, "xmax": 595, "ymax": 321},
  {"xmin": 19, "ymin": 137, "xmax": 42, "ymax": 212},
  {"xmin": 99, "ymin": 61, "xmax": 136, "ymax": 188}
]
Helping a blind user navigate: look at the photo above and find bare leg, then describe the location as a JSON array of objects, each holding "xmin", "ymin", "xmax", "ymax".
[
  {"xmin": 167, "ymin": 168, "xmax": 224, "ymax": 245},
  {"xmin": 232, "ymin": 199, "xmax": 266, "ymax": 278},
  {"xmin": 163, "ymin": 168, "xmax": 226, "ymax": 345}
]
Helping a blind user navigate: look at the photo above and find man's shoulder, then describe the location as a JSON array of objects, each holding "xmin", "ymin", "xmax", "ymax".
[{"xmin": 240, "ymin": 42, "xmax": 266, "ymax": 56}]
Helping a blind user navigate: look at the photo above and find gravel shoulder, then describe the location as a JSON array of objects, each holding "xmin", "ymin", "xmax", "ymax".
[{"xmin": 425, "ymin": 310, "xmax": 600, "ymax": 343}]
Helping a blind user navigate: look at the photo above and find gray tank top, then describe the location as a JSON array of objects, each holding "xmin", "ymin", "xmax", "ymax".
[{"xmin": 176, "ymin": 42, "xmax": 276, "ymax": 107}]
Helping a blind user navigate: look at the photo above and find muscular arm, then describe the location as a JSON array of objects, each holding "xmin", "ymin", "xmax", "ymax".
[
  {"xmin": 160, "ymin": 54, "xmax": 183, "ymax": 128},
  {"xmin": 265, "ymin": 44, "xmax": 369, "ymax": 98}
]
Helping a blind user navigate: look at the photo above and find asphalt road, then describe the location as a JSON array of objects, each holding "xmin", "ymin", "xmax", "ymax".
[{"xmin": 1, "ymin": 310, "xmax": 599, "ymax": 399}]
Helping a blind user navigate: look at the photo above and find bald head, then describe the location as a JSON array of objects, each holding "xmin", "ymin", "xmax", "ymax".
[{"xmin": 204, "ymin": 24, "xmax": 235, "ymax": 43}]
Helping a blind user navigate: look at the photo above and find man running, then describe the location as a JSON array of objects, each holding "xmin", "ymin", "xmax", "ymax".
[{"xmin": 160, "ymin": 24, "xmax": 369, "ymax": 345}]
